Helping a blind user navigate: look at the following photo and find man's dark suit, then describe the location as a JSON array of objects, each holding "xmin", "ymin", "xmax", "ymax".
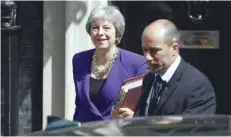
[{"xmin": 135, "ymin": 58, "xmax": 216, "ymax": 116}]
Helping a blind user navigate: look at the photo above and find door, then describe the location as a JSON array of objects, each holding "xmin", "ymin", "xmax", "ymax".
[{"xmin": 113, "ymin": 1, "xmax": 231, "ymax": 114}]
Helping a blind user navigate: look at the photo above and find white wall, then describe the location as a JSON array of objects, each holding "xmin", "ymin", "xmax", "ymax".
[
  {"xmin": 43, "ymin": 1, "xmax": 65, "ymax": 129},
  {"xmin": 43, "ymin": 0, "xmax": 107, "ymax": 129}
]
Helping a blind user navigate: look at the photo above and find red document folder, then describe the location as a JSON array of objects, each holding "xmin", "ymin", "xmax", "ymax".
[{"xmin": 115, "ymin": 74, "xmax": 145, "ymax": 111}]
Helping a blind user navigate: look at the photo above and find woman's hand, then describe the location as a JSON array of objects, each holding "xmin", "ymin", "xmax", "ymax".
[{"xmin": 111, "ymin": 107, "xmax": 134, "ymax": 119}]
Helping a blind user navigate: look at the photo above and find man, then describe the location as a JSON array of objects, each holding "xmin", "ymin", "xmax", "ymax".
[{"xmin": 111, "ymin": 19, "xmax": 216, "ymax": 118}]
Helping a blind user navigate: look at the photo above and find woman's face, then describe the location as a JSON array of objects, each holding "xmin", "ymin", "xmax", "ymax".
[{"xmin": 90, "ymin": 19, "xmax": 117, "ymax": 50}]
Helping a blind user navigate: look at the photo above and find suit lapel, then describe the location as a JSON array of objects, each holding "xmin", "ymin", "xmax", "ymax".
[
  {"xmin": 100, "ymin": 49, "xmax": 130, "ymax": 98},
  {"xmin": 137, "ymin": 72, "xmax": 155, "ymax": 116},
  {"xmin": 76, "ymin": 49, "xmax": 103, "ymax": 118},
  {"xmin": 93, "ymin": 48, "xmax": 130, "ymax": 115},
  {"xmin": 82, "ymin": 73, "xmax": 104, "ymax": 117},
  {"xmin": 154, "ymin": 74, "xmax": 179, "ymax": 114},
  {"xmin": 75, "ymin": 50, "xmax": 93, "ymax": 103},
  {"xmin": 154, "ymin": 59, "xmax": 187, "ymax": 114}
]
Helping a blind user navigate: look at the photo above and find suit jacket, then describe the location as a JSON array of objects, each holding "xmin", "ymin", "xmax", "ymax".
[
  {"xmin": 135, "ymin": 58, "xmax": 216, "ymax": 116},
  {"xmin": 72, "ymin": 48, "xmax": 148, "ymax": 122}
]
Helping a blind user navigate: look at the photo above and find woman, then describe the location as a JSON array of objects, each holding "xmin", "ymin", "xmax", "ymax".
[{"xmin": 72, "ymin": 5, "xmax": 148, "ymax": 123}]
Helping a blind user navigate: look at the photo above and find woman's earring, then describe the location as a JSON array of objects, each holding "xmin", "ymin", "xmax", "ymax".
[{"xmin": 116, "ymin": 37, "xmax": 120, "ymax": 44}]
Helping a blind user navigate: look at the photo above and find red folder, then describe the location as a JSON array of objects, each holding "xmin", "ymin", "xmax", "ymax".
[{"xmin": 115, "ymin": 74, "xmax": 145, "ymax": 111}]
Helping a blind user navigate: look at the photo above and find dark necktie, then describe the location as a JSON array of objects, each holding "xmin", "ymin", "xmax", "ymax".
[{"xmin": 148, "ymin": 75, "xmax": 166, "ymax": 115}]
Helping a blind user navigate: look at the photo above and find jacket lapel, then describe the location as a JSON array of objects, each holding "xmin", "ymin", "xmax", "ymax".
[
  {"xmin": 100, "ymin": 54, "xmax": 129, "ymax": 98},
  {"xmin": 93, "ymin": 48, "xmax": 130, "ymax": 115},
  {"xmin": 75, "ymin": 51, "xmax": 93, "ymax": 104},
  {"xmin": 81, "ymin": 73, "xmax": 104, "ymax": 118},
  {"xmin": 154, "ymin": 59, "xmax": 186, "ymax": 114},
  {"xmin": 76, "ymin": 49, "xmax": 103, "ymax": 118},
  {"xmin": 136, "ymin": 72, "xmax": 155, "ymax": 116}
]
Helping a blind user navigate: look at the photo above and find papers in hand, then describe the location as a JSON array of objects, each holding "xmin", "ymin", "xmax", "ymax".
[{"xmin": 115, "ymin": 74, "xmax": 145, "ymax": 111}]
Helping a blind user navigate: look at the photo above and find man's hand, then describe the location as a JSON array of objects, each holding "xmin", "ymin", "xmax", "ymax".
[{"xmin": 111, "ymin": 107, "xmax": 134, "ymax": 119}]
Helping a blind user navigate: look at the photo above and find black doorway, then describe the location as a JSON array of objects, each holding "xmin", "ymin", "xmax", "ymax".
[
  {"xmin": 113, "ymin": 1, "xmax": 231, "ymax": 114},
  {"xmin": 1, "ymin": 1, "xmax": 43, "ymax": 135}
]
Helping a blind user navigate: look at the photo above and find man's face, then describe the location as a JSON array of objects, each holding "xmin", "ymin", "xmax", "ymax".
[{"xmin": 142, "ymin": 36, "xmax": 177, "ymax": 73}]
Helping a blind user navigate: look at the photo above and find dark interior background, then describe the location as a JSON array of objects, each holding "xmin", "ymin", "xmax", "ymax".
[{"xmin": 112, "ymin": 1, "xmax": 231, "ymax": 114}]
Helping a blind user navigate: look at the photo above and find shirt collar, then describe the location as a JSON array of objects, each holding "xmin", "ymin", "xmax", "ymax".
[{"xmin": 157, "ymin": 55, "xmax": 181, "ymax": 82}]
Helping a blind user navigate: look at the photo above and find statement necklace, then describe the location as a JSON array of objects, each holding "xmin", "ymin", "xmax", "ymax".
[{"xmin": 92, "ymin": 48, "xmax": 118, "ymax": 78}]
